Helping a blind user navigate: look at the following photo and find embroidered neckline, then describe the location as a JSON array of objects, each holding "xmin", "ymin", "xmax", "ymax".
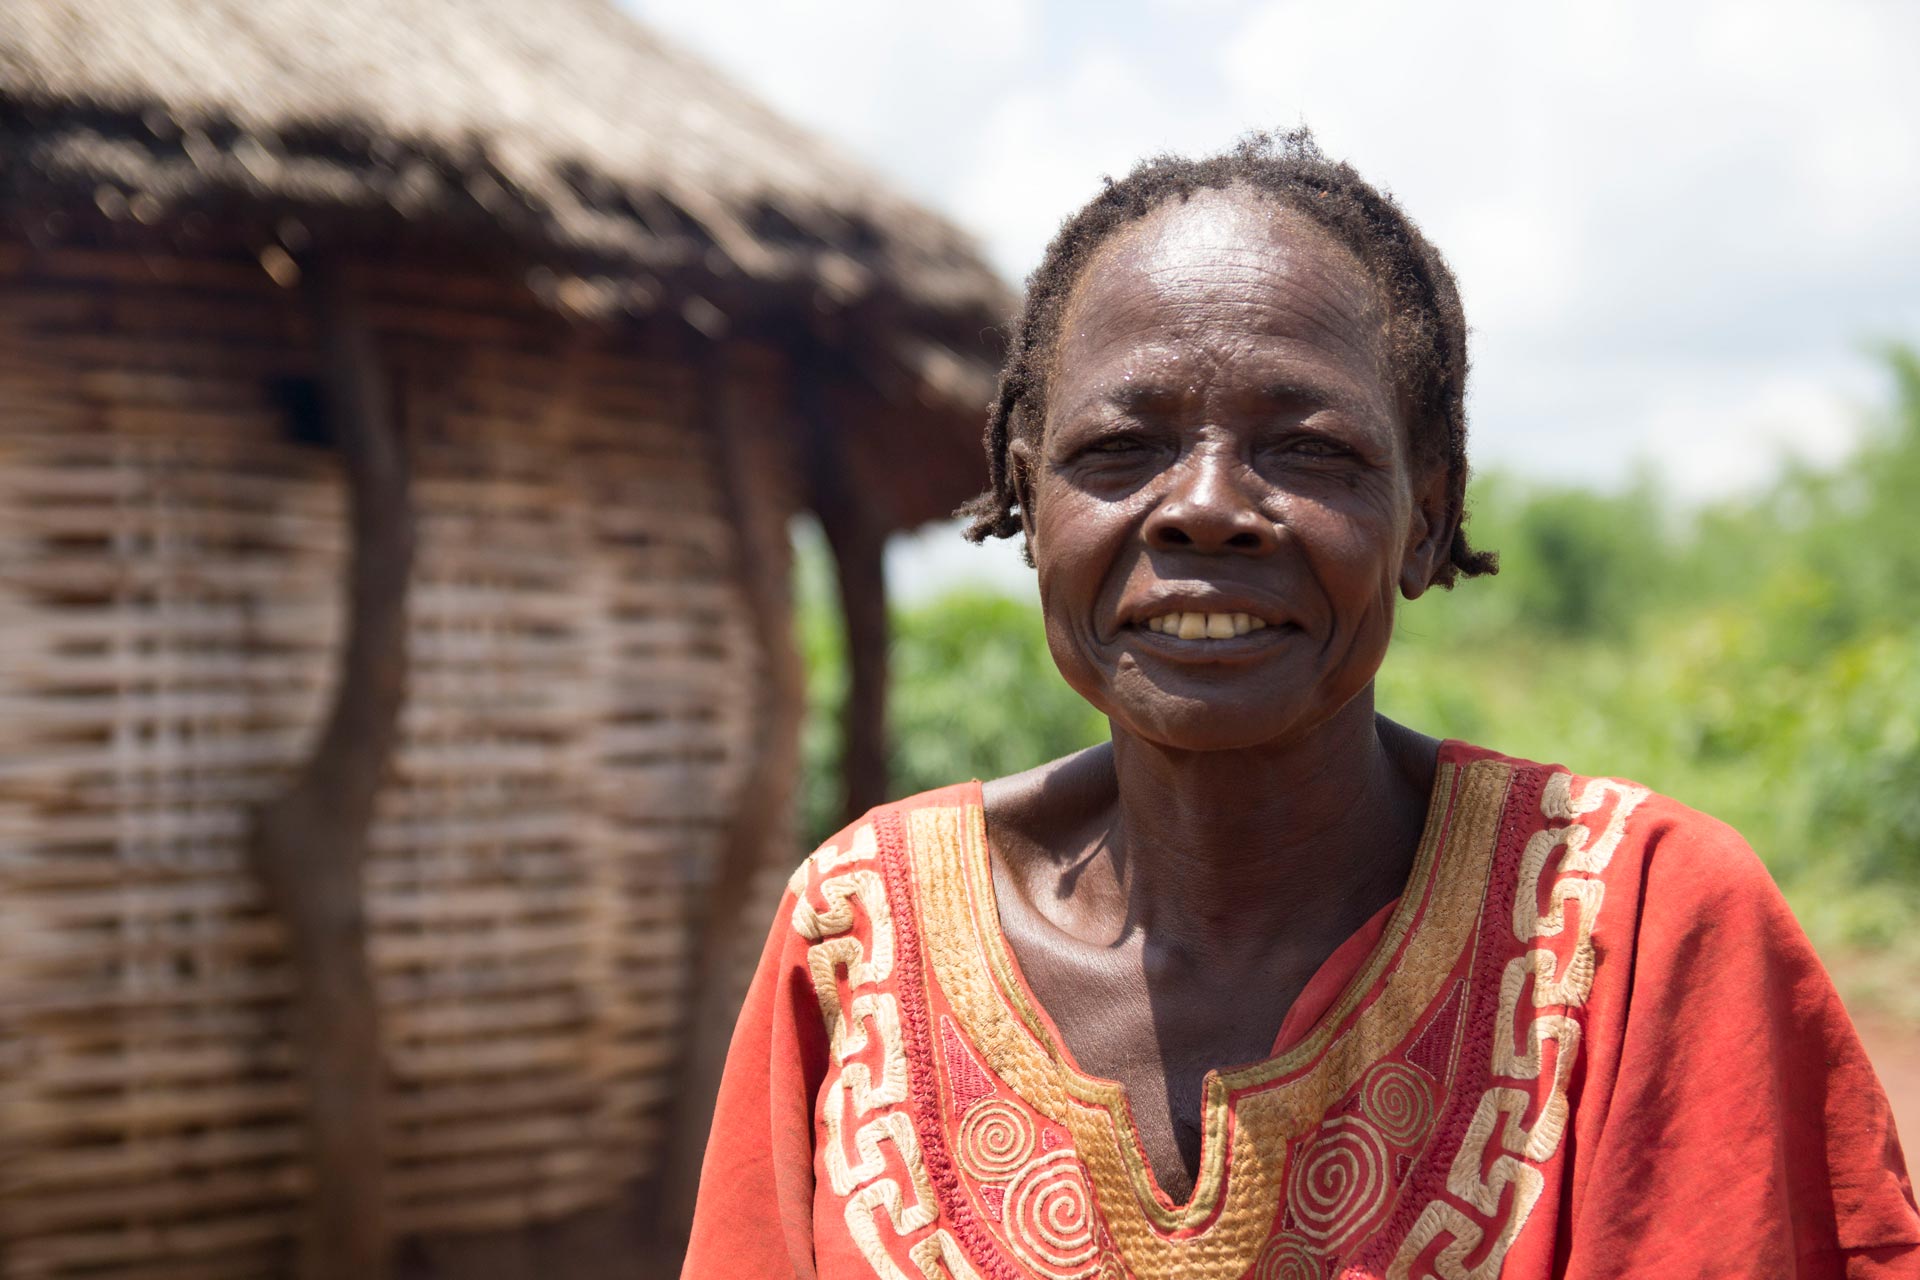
[
  {"xmin": 899, "ymin": 744, "xmax": 1512, "ymax": 1275},
  {"xmin": 963, "ymin": 743, "xmax": 1461, "ymax": 1204}
]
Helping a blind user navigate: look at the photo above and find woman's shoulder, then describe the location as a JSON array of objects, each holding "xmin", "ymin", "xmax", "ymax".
[
  {"xmin": 785, "ymin": 780, "xmax": 984, "ymax": 899},
  {"xmin": 1446, "ymin": 738, "xmax": 1781, "ymax": 910},
  {"xmin": 1464, "ymin": 746, "xmax": 1920, "ymax": 1266},
  {"xmin": 784, "ymin": 747, "xmax": 1114, "ymax": 913},
  {"xmin": 814, "ymin": 780, "xmax": 984, "ymax": 848}
]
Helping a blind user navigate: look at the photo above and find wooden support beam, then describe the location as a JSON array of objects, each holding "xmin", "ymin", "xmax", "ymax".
[
  {"xmin": 800, "ymin": 365, "xmax": 892, "ymax": 824},
  {"xmin": 245, "ymin": 261, "xmax": 415, "ymax": 1280},
  {"xmin": 815, "ymin": 470, "xmax": 890, "ymax": 825}
]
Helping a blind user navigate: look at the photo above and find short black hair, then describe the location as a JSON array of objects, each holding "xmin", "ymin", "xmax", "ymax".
[{"xmin": 958, "ymin": 128, "xmax": 1497, "ymax": 586}]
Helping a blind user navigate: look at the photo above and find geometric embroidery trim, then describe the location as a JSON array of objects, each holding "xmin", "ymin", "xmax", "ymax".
[
  {"xmin": 794, "ymin": 825, "xmax": 984, "ymax": 1280},
  {"xmin": 1387, "ymin": 773, "xmax": 1647, "ymax": 1279}
]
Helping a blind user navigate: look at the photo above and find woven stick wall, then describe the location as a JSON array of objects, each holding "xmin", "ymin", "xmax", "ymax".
[{"xmin": 0, "ymin": 246, "xmax": 763, "ymax": 1278}]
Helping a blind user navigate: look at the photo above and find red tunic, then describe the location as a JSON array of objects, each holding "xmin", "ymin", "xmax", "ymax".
[{"xmin": 684, "ymin": 742, "xmax": 1920, "ymax": 1278}]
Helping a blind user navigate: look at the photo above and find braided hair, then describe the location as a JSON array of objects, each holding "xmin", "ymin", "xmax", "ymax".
[{"xmin": 958, "ymin": 128, "xmax": 1497, "ymax": 586}]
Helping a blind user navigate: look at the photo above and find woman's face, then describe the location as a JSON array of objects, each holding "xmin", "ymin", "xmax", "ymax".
[{"xmin": 1015, "ymin": 186, "xmax": 1448, "ymax": 753}]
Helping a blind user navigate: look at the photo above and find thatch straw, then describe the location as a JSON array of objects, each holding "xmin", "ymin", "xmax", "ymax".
[{"xmin": 0, "ymin": 0, "xmax": 1010, "ymax": 332}]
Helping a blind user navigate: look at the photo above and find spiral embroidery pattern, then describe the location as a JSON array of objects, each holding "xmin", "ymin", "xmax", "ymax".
[
  {"xmin": 1252, "ymin": 1234, "xmax": 1322, "ymax": 1280},
  {"xmin": 1286, "ymin": 1115, "xmax": 1391, "ymax": 1249},
  {"xmin": 957, "ymin": 1099, "xmax": 1037, "ymax": 1182},
  {"xmin": 1006, "ymin": 1150, "xmax": 1101, "ymax": 1279},
  {"xmin": 1360, "ymin": 1061, "xmax": 1437, "ymax": 1148}
]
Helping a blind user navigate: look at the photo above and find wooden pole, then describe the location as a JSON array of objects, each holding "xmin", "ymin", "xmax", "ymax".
[
  {"xmin": 245, "ymin": 261, "xmax": 414, "ymax": 1280},
  {"xmin": 814, "ymin": 479, "xmax": 889, "ymax": 825},
  {"xmin": 803, "ymin": 371, "xmax": 890, "ymax": 823}
]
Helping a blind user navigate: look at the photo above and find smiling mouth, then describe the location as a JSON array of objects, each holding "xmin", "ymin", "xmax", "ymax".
[{"xmin": 1137, "ymin": 611, "xmax": 1271, "ymax": 640}]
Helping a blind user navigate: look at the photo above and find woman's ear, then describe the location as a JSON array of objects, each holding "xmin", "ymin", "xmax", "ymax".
[
  {"xmin": 1398, "ymin": 461, "xmax": 1451, "ymax": 600},
  {"xmin": 1008, "ymin": 434, "xmax": 1039, "ymax": 557}
]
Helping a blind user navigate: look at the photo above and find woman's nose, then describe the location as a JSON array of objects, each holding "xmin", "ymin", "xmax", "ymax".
[{"xmin": 1142, "ymin": 451, "xmax": 1279, "ymax": 554}]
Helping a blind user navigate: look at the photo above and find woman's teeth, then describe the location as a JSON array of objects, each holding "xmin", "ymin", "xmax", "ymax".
[{"xmin": 1143, "ymin": 612, "xmax": 1268, "ymax": 639}]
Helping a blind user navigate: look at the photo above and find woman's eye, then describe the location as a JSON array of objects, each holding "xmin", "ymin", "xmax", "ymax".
[
  {"xmin": 1073, "ymin": 435, "xmax": 1147, "ymax": 459},
  {"xmin": 1276, "ymin": 435, "xmax": 1351, "ymax": 459}
]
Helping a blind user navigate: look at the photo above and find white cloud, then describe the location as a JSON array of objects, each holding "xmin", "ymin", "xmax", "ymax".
[
  {"xmin": 621, "ymin": 0, "xmax": 1920, "ymax": 546},
  {"xmin": 1210, "ymin": 0, "xmax": 1920, "ymax": 489},
  {"xmin": 954, "ymin": 45, "xmax": 1243, "ymax": 282},
  {"xmin": 625, "ymin": 0, "xmax": 1037, "ymax": 211},
  {"xmin": 1639, "ymin": 372, "xmax": 1871, "ymax": 499}
]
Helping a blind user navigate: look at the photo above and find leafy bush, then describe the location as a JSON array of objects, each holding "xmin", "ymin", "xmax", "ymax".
[{"xmin": 795, "ymin": 535, "xmax": 1105, "ymax": 843}]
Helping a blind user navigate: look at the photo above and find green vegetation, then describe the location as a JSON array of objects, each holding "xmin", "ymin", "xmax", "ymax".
[
  {"xmin": 798, "ymin": 348, "xmax": 1920, "ymax": 1009},
  {"xmin": 796, "ymin": 545, "xmax": 1107, "ymax": 843}
]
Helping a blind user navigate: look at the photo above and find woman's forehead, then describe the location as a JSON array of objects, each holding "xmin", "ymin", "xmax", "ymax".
[
  {"xmin": 1052, "ymin": 189, "xmax": 1390, "ymax": 397},
  {"xmin": 1101, "ymin": 186, "xmax": 1320, "ymax": 270},
  {"xmin": 1071, "ymin": 189, "xmax": 1377, "ymax": 316}
]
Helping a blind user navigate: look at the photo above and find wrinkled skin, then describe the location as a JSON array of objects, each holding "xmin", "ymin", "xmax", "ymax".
[{"xmin": 981, "ymin": 186, "xmax": 1453, "ymax": 1200}]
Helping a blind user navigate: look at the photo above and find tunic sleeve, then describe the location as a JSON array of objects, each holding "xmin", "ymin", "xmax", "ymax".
[
  {"xmin": 682, "ymin": 884, "xmax": 830, "ymax": 1279},
  {"xmin": 1563, "ymin": 807, "xmax": 1920, "ymax": 1278}
]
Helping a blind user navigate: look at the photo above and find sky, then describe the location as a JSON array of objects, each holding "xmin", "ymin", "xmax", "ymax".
[{"xmin": 627, "ymin": 0, "xmax": 1920, "ymax": 599}]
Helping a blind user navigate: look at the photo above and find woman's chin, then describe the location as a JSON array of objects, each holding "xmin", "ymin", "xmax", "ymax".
[
  {"xmin": 1084, "ymin": 667, "xmax": 1379, "ymax": 756},
  {"xmin": 1103, "ymin": 700, "xmax": 1328, "ymax": 755}
]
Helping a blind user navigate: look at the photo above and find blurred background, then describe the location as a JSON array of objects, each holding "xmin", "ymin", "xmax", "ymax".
[{"xmin": 1, "ymin": 0, "xmax": 1915, "ymax": 1276}]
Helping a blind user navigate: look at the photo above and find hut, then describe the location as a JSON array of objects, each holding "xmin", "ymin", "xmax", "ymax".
[{"xmin": 0, "ymin": 1, "xmax": 1009, "ymax": 1276}]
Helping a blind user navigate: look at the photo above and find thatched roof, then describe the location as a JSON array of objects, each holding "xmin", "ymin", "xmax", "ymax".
[{"xmin": 0, "ymin": 0, "xmax": 1012, "ymax": 353}]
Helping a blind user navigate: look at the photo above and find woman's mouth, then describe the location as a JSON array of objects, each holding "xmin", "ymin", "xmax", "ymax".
[{"xmin": 1138, "ymin": 611, "xmax": 1270, "ymax": 640}]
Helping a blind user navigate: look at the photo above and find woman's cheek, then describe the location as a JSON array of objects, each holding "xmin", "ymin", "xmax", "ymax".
[
  {"xmin": 1033, "ymin": 552, "xmax": 1122, "ymax": 713},
  {"xmin": 1042, "ymin": 607, "xmax": 1113, "ymax": 715},
  {"xmin": 1303, "ymin": 499, "xmax": 1405, "ymax": 593}
]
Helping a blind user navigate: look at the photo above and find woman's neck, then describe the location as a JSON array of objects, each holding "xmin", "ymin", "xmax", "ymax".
[{"xmin": 1094, "ymin": 696, "xmax": 1436, "ymax": 962}]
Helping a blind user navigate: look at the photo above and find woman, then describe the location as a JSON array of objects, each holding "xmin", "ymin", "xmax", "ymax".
[{"xmin": 683, "ymin": 133, "xmax": 1919, "ymax": 1278}]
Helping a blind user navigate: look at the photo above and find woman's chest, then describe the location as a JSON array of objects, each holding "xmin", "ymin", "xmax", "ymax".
[
  {"xmin": 805, "ymin": 929, "xmax": 1548, "ymax": 1280},
  {"xmin": 793, "ymin": 762, "xmax": 1648, "ymax": 1279}
]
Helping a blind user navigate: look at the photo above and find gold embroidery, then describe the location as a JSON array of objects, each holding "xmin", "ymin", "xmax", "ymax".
[
  {"xmin": 846, "ymin": 1166, "xmax": 940, "ymax": 1261},
  {"xmin": 836, "ymin": 993, "xmax": 911, "ymax": 1113},
  {"xmin": 1004, "ymin": 1149, "xmax": 1102, "ymax": 1279},
  {"xmin": 956, "ymin": 1098, "xmax": 1037, "ymax": 1182},
  {"xmin": 788, "ymin": 822, "xmax": 881, "ymax": 897},
  {"xmin": 1252, "ymin": 1234, "xmax": 1322, "ymax": 1280},
  {"xmin": 1359, "ymin": 1061, "xmax": 1438, "ymax": 1148},
  {"xmin": 1490, "ymin": 959, "xmax": 1581, "ymax": 1160},
  {"xmin": 1512, "ymin": 774, "xmax": 1641, "ymax": 944},
  {"xmin": 908, "ymin": 1231, "xmax": 987, "ymax": 1280},
  {"xmin": 1389, "ymin": 775, "xmax": 1647, "ymax": 1279},
  {"xmin": 910, "ymin": 760, "xmax": 1512, "ymax": 1278},
  {"xmin": 796, "ymin": 869, "xmax": 897, "ymax": 984},
  {"xmin": 827, "ymin": 1099, "xmax": 931, "ymax": 1197},
  {"xmin": 1284, "ymin": 1114, "xmax": 1392, "ymax": 1249},
  {"xmin": 1389, "ymin": 1090, "xmax": 1546, "ymax": 1280}
]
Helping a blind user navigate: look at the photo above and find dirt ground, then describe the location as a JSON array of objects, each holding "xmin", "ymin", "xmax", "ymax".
[
  {"xmin": 1855, "ymin": 1013, "xmax": 1920, "ymax": 1177},
  {"xmin": 1830, "ymin": 944, "xmax": 1920, "ymax": 1178}
]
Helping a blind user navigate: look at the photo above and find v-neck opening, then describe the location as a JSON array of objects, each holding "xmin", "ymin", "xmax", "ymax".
[{"xmin": 960, "ymin": 739, "xmax": 1468, "ymax": 1218}]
